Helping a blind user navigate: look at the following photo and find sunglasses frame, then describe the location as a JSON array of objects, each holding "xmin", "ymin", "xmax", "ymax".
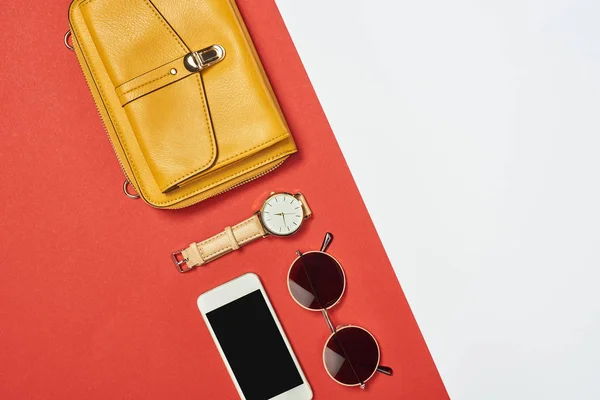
[
  {"xmin": 287, "ymin": 250, "xmax": 347, "ymax": 312},
  {"xmin": 286, "ymin": 232, "xmax": 392, "ymax": 389},
  {"xmin": 322, "ymin": 325, "xmax": 382, "ymax": 388}
]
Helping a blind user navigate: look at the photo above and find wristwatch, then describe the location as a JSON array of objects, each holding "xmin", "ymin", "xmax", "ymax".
[{"xmin": 172, "ymin": 192, "xmax": 312, "ymax": 272}]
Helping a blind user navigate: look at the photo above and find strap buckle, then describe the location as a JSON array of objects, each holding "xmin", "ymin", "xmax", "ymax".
[
  {"xmin": 171, "ymin": 250, "xmax": 194, "ymax": 273},
  {"xmin": 184, "ymin": 45, "xmax": 226, "ymax": 73}
]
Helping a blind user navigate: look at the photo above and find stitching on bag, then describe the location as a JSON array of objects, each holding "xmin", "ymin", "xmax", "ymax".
[
  {"xmin": 212, "ymin": 132, "xmax": 288, "ymax": 167},
  {"xmin": 141, "ymin": 0, "xmax": 188, "ymax": 53},
  {"xmin": 72, "ymin": 0, "xmax": 293, "ymax": 207},
  {"xmin": 82, "ymin": 0, "xmax": 188, "ymax": 54},
  {"xmin": 116, "ymin": 56, "xmax": 181, "ymax": 90},
  {"xmin": 162, "ymin": 151, "xmax": 291, "ymax": 204},
  {"xmin": 119, "ymin": 72, "xmax": 172, "ymax": 97},
  {"xmin": 205, "ymin": 0, "xmax": 291, "ymax": 167},
  {"xmin": 161, "ymin": 73, "xmax": 216, "ymax": 191}
]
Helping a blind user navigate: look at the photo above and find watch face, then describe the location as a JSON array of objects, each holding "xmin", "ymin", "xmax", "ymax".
[{"xmin": 260, "ymin": 193, "xmax": 305, "ymax": 236}]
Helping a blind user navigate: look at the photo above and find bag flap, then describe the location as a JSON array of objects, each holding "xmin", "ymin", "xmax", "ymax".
[{"xmin": 79, "ymin": 0, "xmax": 218, "ymax": 193}]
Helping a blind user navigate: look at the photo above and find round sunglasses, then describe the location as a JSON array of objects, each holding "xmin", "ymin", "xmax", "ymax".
[{"xmin": 287, "ymin": 233, "xmax": 393, "ymax": 389}]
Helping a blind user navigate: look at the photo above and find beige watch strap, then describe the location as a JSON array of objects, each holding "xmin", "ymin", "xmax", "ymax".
[
  {"xmin": 178, "ymin": 215, "xmax": 266, "ymax": 271},
  {"xmin": 174, "ymin": 193, "xmax": 312, "ymax": 272},
  {"xmin": 296, "ymin": 193, "xmax": 312, "ymax": 218}
]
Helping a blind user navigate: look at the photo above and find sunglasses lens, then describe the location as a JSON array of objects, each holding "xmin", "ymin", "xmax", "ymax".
[
  {"xmin": 324, "ymin": 326, "xmax": 380, "ymax": 386},
  {"xmin": 288, "ymin": 252, "xmax": 345, "ymax": 310}
]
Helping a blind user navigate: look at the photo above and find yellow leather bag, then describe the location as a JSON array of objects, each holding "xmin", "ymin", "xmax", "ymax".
[{"xmin": 67, "ymin": 0, "xmax": 297, "ymax": 209}]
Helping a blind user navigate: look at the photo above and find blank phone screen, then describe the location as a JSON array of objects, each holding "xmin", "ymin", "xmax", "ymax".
[{"xmin": 206, "ymin": 289, "xmax": 304, "ymax": 400}]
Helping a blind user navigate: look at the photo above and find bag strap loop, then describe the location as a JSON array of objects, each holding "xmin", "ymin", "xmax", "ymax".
[
  {"xmin": 123, "ymin": 179, "xmax": 141, "ymax": 199},
  {"xmin": 64, "ymin": 30, "xmax": 74, "ymax": 51}
]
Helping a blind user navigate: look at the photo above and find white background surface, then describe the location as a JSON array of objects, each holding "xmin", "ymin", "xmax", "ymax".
[{"xmin": 275, "ymin": 1, "xmax": 600, "ymax": 399}]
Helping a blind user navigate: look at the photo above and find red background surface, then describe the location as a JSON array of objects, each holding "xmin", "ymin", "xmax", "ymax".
[{"xmin": 0, "ymin": 1, "xmax": 448, "ymax": 399}]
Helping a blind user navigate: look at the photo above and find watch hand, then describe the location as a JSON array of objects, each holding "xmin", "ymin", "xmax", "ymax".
[{"xmin": 282, "ymin": 213, "xmax": 288, "ymax": 227}]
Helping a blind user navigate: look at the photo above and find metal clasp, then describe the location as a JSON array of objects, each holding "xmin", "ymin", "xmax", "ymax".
[
  {"xmin": 172, "ymin": 249, "xmax": 194, "ymax": 273},
  {"xmin": 184, "ymin": 45, "xmax": 226, "ymax": 73}
]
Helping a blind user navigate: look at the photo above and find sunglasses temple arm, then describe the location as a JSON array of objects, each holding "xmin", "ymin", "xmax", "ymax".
[
  {"xmin": 321, "ymin": 309, "xmax": 336, "ymax": 334},
  {"xmin": 376, "ymin": 365, "xmax": 393, "ymax": 376},
  {"xmin": 320, "ymin": 232, "xmax": 334, "ymax": 252}
]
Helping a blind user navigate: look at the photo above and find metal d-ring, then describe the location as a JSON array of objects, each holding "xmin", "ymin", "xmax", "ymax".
[
  {"xmin": 123, "ymin": 179, "xmax": 140, "ymax": 199},
  {"xmin": 64, "ymin": 30, "xmax": 74, "ymax": 51}
]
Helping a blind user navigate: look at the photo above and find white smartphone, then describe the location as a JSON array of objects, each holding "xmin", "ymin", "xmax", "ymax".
[{"xmin": 197, "ymin": 273, "xmax": 313, "ymax": 400}]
